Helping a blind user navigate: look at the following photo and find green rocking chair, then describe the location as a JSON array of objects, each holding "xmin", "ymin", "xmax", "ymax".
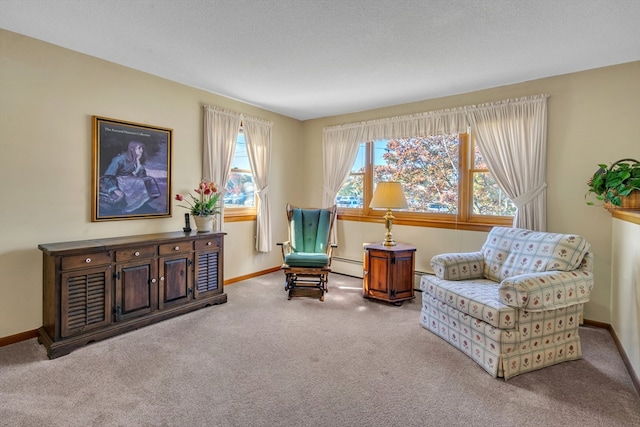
[{"xmin": 277, "ymin": 204, "xmax": 337, "ymax": 301}]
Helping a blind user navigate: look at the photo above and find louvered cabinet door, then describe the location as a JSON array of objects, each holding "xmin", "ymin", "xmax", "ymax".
[
  {"xmin": 60, "ymin": 265, "xmax": 111, "ymax": 338},
  {"xmin": 194, "ymin": 236, "xmax": 223, "ymax": 299}
]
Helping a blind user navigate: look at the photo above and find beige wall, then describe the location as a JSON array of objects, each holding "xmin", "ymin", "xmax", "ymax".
[
  {"xmin": 611, "ymin": 217, "xmax": 640, "ymax": 377},
  {"xmin": 1, "ymin": 28, "xmax": 639, "ymax": 339}
]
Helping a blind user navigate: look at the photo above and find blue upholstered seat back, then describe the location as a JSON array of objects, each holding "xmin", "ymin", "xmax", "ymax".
[{"xmin": 290, "ymin": 208, "xmax": 331, "ymax": 254}]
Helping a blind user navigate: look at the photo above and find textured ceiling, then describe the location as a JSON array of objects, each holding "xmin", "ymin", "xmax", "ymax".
[{"xmin": 1, "ymin": 0, "xmax": 639, "ymax": 120}]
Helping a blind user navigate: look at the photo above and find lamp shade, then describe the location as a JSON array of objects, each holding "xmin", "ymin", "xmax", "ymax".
[{"xmin": 369, "ymin": 182, "xmax": 408, "ymax": 209}]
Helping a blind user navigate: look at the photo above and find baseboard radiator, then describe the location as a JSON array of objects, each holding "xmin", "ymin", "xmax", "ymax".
[{"xmin": 332, "ymin": 256, "xmax": 428, "ymax": 290}]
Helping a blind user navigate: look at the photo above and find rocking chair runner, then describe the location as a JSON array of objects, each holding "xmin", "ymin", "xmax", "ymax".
[{"xmin": 277, "ymin": 204, "xmax": 337, "ymax": 301}]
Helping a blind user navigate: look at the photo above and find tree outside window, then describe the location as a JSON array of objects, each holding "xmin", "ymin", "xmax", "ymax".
[{"xmin": 336, "ymin": 132, "xmax": 515, "ymax": 229}]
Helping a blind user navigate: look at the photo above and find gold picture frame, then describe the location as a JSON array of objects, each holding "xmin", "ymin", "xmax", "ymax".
[{"xmin": 92, "ymin": 116, "xmax": 172, "ymax": 221}]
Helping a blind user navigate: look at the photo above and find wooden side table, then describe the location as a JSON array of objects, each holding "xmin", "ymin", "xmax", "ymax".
[{"xmin": 363, "ymin": 242, "xmax": 416, "ymax": 305}]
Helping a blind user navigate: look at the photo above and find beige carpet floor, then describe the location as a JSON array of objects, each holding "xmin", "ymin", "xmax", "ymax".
[{"xmin": 0, "ymin": 272, "xmax": 638, "ymax": 427}]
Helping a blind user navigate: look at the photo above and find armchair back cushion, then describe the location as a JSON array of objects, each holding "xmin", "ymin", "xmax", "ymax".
[
  {"xmin": 284, "ymin": 207, "xmax": 334, "ymax": 268},
  {"xmin": 481, "ymin": 227, "xmax": 590, "ymax": 282},
  {"xmin": 290, "ymin": 208, "xmax": 332, "ymax": 254}
]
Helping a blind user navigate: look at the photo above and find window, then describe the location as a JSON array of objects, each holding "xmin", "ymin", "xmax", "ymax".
[
  {"xmin": 336, "ymin": 132, "xmax": 515, "ymax": 230},
  {"xmin": 468, "ymin": 139, "xmax": 517, "ymax": 217},
  {"xmin": 224, "ymin": 131, "xmax": 256, "ymax": 218},
  {"xmin": 336, "ymin": 143, "xmax": 365, "ymax": 208}
]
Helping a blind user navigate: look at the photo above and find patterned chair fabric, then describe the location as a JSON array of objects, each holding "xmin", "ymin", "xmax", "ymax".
[{"xmin": 420, "ymin": 227, "xmax": 594, "ymax": 379}]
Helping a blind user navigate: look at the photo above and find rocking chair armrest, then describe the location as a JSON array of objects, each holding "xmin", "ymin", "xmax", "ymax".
[
  {"xmin": 277, "ymin": 241, "xmax": 292, "ymax": 261},
  {"xmin": 326, "ymin": 243, "xmax": 337, "ymax": 266}
]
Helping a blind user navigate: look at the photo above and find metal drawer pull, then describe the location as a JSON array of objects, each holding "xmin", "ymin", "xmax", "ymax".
[
  {"xmin": 174, "ymin": 246, "xmax": 180, "ymax": 251},
  {"xmin": 207, "ymin": 241, "xmax": 212, "ymax": 246},
  {"xmin": 85, "ymin": 258, "xmax": 91, "ymax": 263},
  {"xmin": 135, "ymin": 251, "xmax": 140, "ymax": 256}
]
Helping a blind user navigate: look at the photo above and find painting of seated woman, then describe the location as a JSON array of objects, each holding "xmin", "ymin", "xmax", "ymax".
[{"xmin": 93, "ymin": 117, "xmax": 172, "ymax": 221}]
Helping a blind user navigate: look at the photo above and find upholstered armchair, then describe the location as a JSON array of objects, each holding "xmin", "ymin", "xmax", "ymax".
[{"xmin": 420, "ymin": 227, "xmax": 594, "ymax": 379}]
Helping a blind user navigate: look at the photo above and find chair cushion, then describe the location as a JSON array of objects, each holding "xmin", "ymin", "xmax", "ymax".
[
  {"xmin": 481, "ymin": 227, "xmax": 590, "ymax": 282},
  {"xmin": 421, "ymin": 274, "xmax": 516, "ymax": 329},
  {"xmin": 284, "ymin": 252, "xmax": 330, "ymax": 268},
  {"xmin": 290, "ymin": 208, "xmax": 332, "ymax": 253}
]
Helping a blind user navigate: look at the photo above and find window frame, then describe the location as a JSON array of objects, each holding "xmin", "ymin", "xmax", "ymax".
[
  {"xmin": 224, "ymin": 130, "xmax": 257, "ymax": 222},
  {"xmin": 336, "ymin": 133, "xmax": 514, "ymax": 232}
]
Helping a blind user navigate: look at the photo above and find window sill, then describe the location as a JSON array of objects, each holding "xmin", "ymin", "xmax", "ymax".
[
  {"xmin": 337, "ymin": 212, "xmax": 511, "ymax": 232},
  {"xmin": 224, "ymin": 214, "xmax": 257, "ymax": 222}
]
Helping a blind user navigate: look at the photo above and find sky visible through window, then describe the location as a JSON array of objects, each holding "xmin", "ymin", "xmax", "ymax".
[
  {"xmin": 233, "ymin": 132, "xmax": 250, "ymax": 170},
  {"xmin": 350, "ymin": 140, "xmax": 390, "ymax": 172}
]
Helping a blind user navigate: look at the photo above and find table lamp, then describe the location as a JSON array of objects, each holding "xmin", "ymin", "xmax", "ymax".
[{"xmin": 369, "ymin": 181, "xmax": 408, "ymax": 246}]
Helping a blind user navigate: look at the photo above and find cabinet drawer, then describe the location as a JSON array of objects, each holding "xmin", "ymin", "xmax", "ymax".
[
  {"xmin": 195, "ymin": 237, "xmax": 220, "ymax": 250},
  {"xmin": 61, "ymin": 252, "xmax": 112, "ymax": 270},
  {"xmin": 159, "ymin": 240, "xmax": 193, "ymax": 255},
  {"xmin": 115, "ymin": 246, "xmax": 156, "ymax": 262}
]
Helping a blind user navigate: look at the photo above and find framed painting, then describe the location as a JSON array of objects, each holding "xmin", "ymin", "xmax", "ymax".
[{"xmin": 92, "ymin": 116, "xmax": 172, "ymax": 221}]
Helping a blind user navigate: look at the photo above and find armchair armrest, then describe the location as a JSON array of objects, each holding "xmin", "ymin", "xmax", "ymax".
[
  {"xmin": 499, "ymin": 267, "xmax": 594, "ymax": 311},
  {"xmin": 430, "ymin": 251, "xmax": 484, "ymax": 280}
]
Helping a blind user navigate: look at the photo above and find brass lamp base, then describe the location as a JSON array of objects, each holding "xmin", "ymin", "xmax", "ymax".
[{"xmin": 382, "ymin": 209, "xmax": 397, "ymax": 246}]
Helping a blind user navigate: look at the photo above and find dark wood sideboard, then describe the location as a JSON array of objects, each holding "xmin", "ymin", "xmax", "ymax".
[{"xmin": 38, "ymin": 231, "xmax": 226, "ymax": 359}]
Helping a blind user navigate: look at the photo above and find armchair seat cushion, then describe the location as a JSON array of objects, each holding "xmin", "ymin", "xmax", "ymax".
[
  {"xmin": 284, "ymin": 252, "xmax": 330, "ymax": 268},
  {"xmin": 421, "ymin": 276, "xmax": 516, "ymax": 329}
]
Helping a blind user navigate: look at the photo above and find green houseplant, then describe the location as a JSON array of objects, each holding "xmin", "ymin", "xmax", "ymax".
[{"xmin": 585, "ymin": 158, "xmax": 640, "ymax": 208}]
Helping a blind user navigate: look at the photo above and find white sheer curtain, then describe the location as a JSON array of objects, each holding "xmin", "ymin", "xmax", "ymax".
[
  {"xmin": 203, "ymin": 105, "xmax": 242, "ymax": 231},
  {"xmin": 466, "ymin": 94, "xmax": 549, "ymax": 231},
  {"xmin": 322, "ymin": 126, "xmax": 365, "ymax": 208},
  {"xmin": 321, "ymin": 127, "xmax": 363, "ymax": 244},
  {"xmin": 242, "ymin": 115, "xmax": 273, "ymax": 252}
]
